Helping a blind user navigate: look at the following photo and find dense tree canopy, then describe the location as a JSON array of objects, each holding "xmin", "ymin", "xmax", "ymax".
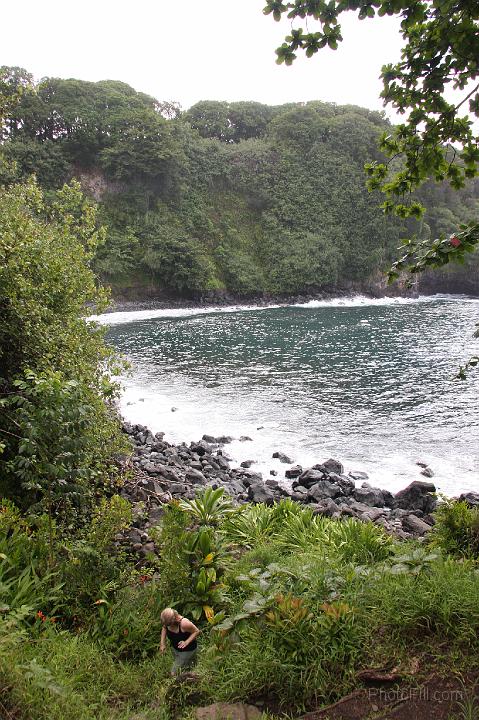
[
  {"xmin": 1, "ymin": 67, "xmax": 478, "ymax": 298},
  {"xmin": 263, "ymin": 0, "xmax": 479, "ymax": 278},
  {"xmin": 0, "ymin": 179, "xmax": 125, "ymax": 509}
]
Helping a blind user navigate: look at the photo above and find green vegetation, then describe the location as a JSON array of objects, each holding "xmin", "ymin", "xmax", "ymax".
[
  {"xmin": 1, "ymin": 66, "xmax": 478, "ymax": 299},
  {"xmin": 265, "ymin": 0, "xmax": 479, "ymax": 276},
  {"xmin": 0, "ymin": 179, "xmax": 126, "ymax": 523},
  {"xmin": 1, "ymin": 488, "xmax": 479, "ymax": 718},
  {"xmin": 1, "ymin": 11, "xmax": 478, "ymax": 713}
]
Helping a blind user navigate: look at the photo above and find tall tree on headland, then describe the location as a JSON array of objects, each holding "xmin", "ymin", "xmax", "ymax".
[{"xmin": 264, "ymin": 0, "xmax": 479, "ymax": 279}]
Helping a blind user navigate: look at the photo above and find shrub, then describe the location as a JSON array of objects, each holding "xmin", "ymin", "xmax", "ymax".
[
  {"xmin": 152, "ymin": 503, "xmax": 192, "ymax": 608},
  {"xmin": 0, "ymin": 179, "xmax": 126, "ymax": 511},
  {"xmin": 357, "ymin": 556, "xmax": 479, "ymax": 644},
  {"xmin": 90, "ymin": 581, "xmax": 165, "ymax": 660},
  {"xmin": 0, "ymin": 625, "xmax": 171, "ymax": 720},
  {"xmin": 430, "ymin": 499, "xmax": 479, "ymax": 558},
  {"xmin": 56, "ymin": 496, "xmax": 132, "ymax": 625},
  {"xmin": 201, "ymin": 594, "xmax": 361, "ymax": 710},
  {"xmin": 179, "ymin": 487, "xmax": 236, "ymax": 526},
  {"xmin": 221, "ymin": 504, "xmax": 276, "ymax": 547},
  {"xmin": 0, "ymin": 502, "xmax": 59, "ymax": 620},
  {"xmin": 327, "ymin": 517, "xmax": 394, "ymax": 564}
]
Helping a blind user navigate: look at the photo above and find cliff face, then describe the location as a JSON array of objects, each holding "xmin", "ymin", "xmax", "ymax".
[
  {"xmin": 417, "ymin": 267, "xmax": 479, "ymax": 296},
  {"xmin": 75, "ymin": 168, "xmax": 125, "ymax": 202}
]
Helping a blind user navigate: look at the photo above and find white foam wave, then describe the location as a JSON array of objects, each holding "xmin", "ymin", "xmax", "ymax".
[{"xmin": 91, "ymin": 293, "xmax": 476, "ymax": 326}]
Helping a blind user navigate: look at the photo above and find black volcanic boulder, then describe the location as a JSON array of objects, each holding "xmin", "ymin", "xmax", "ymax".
[
  {"xmin": 297, "ymin": 468, "xmax": 326, "ymax": 488},
  {"xmin": 190, "ymin": 441, "xmax": 212, "ymax": 457},
  {"xmin": 353, "ymin": 486, "xmax": 385, "ymax": 507},
  {"xmin": 312, "ymin": 498, "xmax": 341, "ymax": 518},
  {"xmin": 329, "ymin": 473, "xmax": 355, "ymax": 496},
  {"xmin": 458, "ymin": 492, "xmax": 479, "ymax": 506},
  {"xmin": 402, "ymin": 514, "xmax": 432, "ymax": 536},
  {"xmin": 285, "ymin": 465, "xmax": 302, "ymax": 479},
  {"xmin": 322, "ymin": 458, "xmax": 344, "ymax": 475},
  {"xmin": 247, "ymin": 481, "xmax": 274, "ymax": 505},
  {"xmin": 272, "ymin": 451, "xmax": 294, "ymax": 464},
  {"xmin": 394, "ymin": 481, "xmax": 437, "ymax": 514},
  {"xmin": 308, "ymin": 480, "xmax": 342, "ymax": 501},
  {"xmin": 353, "ymin": 484, "xmax": 395, "ymax": 508}
]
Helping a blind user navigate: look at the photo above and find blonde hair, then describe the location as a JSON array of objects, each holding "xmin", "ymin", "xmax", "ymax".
[{"xmin": 161, "ymin": 607, "xmax": 178, "ymax": 626}]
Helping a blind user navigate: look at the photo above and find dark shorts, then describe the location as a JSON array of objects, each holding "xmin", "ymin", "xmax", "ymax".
[{"xmin": 171, "ymin": 647, "xmax": 197, "ymax": 674}]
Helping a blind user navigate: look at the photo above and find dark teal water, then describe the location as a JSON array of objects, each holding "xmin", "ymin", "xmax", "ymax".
[{"xmin": 97, "ymin": 296, "xmax": 479, "ymax": 495}]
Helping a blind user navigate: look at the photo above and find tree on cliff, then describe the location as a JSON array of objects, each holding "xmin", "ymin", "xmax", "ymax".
[{"xmin": 263, "ymin": 0, "xmax": 479, "ymax": 279}]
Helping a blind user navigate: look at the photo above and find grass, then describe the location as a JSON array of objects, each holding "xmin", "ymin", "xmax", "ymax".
[{"xmin": 1, "ymin": 496, "xmax": 479, "ymax": 718}]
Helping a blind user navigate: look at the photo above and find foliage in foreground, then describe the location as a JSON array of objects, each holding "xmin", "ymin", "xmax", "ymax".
[
  {"xmin": 1, "ymin": 492, "xmax": 479, "ymax": 718},
  {"xmin": 0, "ymin": 179, "xmax": 126, "ymax": 517},
  {"xmin": 430, "ymin": 498, "xmax": 479, "ymax": 558},
  {"xmin": 265, "ymin": 0, "xmax": 479, "ymax": 276}
]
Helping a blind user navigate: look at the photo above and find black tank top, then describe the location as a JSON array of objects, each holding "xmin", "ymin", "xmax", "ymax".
[{"xmin": 166, "ymin": 618, "xmax": 197, "ymax": 652}]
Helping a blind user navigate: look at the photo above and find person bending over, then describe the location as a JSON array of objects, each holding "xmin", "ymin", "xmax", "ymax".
[{"xmin": 160, "ymin": 607, "xmax": 200, "ymax": 675}]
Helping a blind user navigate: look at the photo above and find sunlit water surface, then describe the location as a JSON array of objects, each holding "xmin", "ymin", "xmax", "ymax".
[{"xmin": 95, "ymin": 296, "xmax": 479, "ymax": 496}]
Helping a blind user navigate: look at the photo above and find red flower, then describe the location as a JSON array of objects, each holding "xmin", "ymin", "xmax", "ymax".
[
  {"xmin": 138, "ymin": 574, "xmax": 151, "ymax": 584},
  {"xmin": 450, "ymin": 236, "xmax": 461, "ymax": 248},
  {"xmin": 36, "ymin": 611, "xmax": 46, "ymax": 621}
]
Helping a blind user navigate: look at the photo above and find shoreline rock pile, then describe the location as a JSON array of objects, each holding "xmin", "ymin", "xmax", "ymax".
[{"xmin": 117, "ymin": 421, "xmax": 478, "ymax": 561}]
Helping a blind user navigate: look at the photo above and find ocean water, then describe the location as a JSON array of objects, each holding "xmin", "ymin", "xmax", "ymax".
[{"xmin": 94, "ymin": 295, "xmax": 479, "ymax": 496}]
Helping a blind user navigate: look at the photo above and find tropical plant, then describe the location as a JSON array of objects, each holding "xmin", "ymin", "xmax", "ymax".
[
  {"xmin": 274, "ymin": 509, "xmax": 328, "ymax": 553},
  {"xmin": 328, "ymin": 518, "xmax": 394, "ymax": 564},
  {"xmin": 221, "ymin": 503, "xmax": 277, "ymax": 547},
  {"xmin": 179, "ymin": 487, "xmax": 237, "ymax": 526},
  {"xmin": 430, "ymin": 499, "xmax": 479, "ymax": 558}
]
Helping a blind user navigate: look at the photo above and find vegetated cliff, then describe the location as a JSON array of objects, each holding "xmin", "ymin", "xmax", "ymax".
[{"xmin": 2, "ymin": 69, "xmax": 478, "ymax": 300}]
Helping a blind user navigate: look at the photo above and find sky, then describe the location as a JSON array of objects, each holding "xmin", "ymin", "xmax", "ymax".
[{"xmin": 3, "ymin": 0, "xmax": 405, "ymax": 116}]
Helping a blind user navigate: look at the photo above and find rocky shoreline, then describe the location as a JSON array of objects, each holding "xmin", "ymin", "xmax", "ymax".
[
  {"xmin": 103, "ymin": 285, "xmax": 415, "ymax": 315},
  {"xmin": 117, "ymin": 422, "xmax": 479, "ymax": 563}
]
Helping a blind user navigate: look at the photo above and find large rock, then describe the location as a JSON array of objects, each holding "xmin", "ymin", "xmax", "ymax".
[
  {"xmin": 169, "ymin": 482, "xmax": 190, "ymax": 496},
  {"xmin": 190, "ymin": 441, "xmax": 212, "ymax": 457},
  {"xmin": 144, "ymin": 477, "xmax": 166, "ymax": 495},
  {"xmin": 247, "ymin": 481, "xmax": 274, "ymax": 505},
  {"xmin": 272, "ymin": 451, "xmax": 293, "ymax": 464},
  {"xmin": 353, "ymin": 485, "xmax": 387, "ymax": 508},
  {"xmin": 185, "ymin": 468, "xmax": 206, "ymax": 484},
  {"xmin": 361, "ymin": 507, "xmax": 387, "ymax": 522},
  {"xmin": 402, "ymin": 514, "xmax": 432, "ymax": 536},
  {"xmin": 458, "ymin": 492, "xmax": 479, "ymax": 506},
  {"xmin": 322, "ymin": 458, "xmax": 344, "ymax": 475},
  {"xmin": 329, "ymin": 473, "xmax": 355, "ymax": 496},
  {"xmin": 195, "ymin": 703, "xmax": 261, "ymax": 720},
  {"xmin": 215, "ymin": 455, "xmax": 231, "ymax": 471},
  {"xmin": 308, "ymin": 480, "xmax": 341, "ymax": 502},
  {"xmin": 394, "ymin": 481, "xmax": 437, "ymax": 513},
  {"xmin": 348, "ymin": 470, "xmax": 369, "ymax": 481},
  {"xmin": 311, "ymin": 498, "xmax": 341, "ymax": 518},
  {"xmin": 345, "ymin": 499, "xmax": 381, "ymax": 515},
  {"xmin": 239, "ymin": 471, "xmax": 263, "ymax": 488},
  {"xmin": 297, "ymin": 468, "xmax": 326, "ymax": 488},
  {"xmin": 420, "ymin": 467, "xmax": 435, "ymax": 478},
  {"xmin": 285, "ymin": 464, "xmax": 302, "ymax": 479}
]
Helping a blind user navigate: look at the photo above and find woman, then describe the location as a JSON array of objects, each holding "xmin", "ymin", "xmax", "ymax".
[{"xmin": 160, "ymin": 607, "xmax": 200, "ymax": 675}]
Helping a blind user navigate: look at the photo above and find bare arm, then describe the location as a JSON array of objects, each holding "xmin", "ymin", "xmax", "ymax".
[
  {"xmin": 160, "ymin": 625, "xmax": 167, "ymax": 652},
  {"xmin": 177, "ymin": 618, "xmax": 200, "ymax": 649}
]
